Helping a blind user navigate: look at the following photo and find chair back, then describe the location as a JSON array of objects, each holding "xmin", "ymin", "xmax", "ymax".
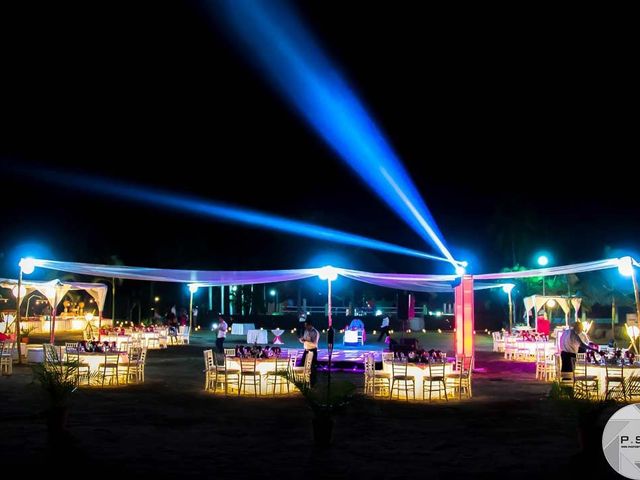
[
  {"xmin": 287, "ymin": 353, "xmax": 297, "ymax": 372},
  {"xmin": 1, "ymin": 341, "xmax": 14, "ymax": 357},
  {"xmin": 605, "ymin": 362, "xmax": 623, "ymax": 379},
  {"xmin": 224, "ymin": 348, "xmax": 236, "ymax": 357},
  {"xmin": 382, "ymin": 352, "xmax": 394, "ymax": 363},
  {"xmin": 139, "ymin": 348, "xmax": 148, "ymax": 365},
  {"xmin": 103, "ymin": 353, "xmax": 119, "ymax": 366},
  {"xmin": 428, "ymin": 360, "xmax": 446, "ymax": 378},
  {"xmin": 391, "ymin": 359, "xmax": 408, "ymax": 377},
  {"xmin": 273, "ymin": 355, "xmax": 288, "ymax": 373},
  {"xmin": 453, "ymin": 355, "xmax": 473, "ymax": 374},
  {"xmin": 129, "ymin": 346, "xmax": 143, "ymax": 363},
  {"xmin": 364, "ymin": 353, "xmax": 375, "ymax": 378},
  {"xmin": 43, "ymin": 343, "xmax": 60, "ymax": 364},
  {"xmin": 203, "ymin": 349, "xmax": 214, "ymax": 371},
  {"xmin": 535, "ymin": 345, "xmax": 547, "ymax": 363},
  {"xmin": 573, "ymin": 353, "xmax": 588, "ymax": 377},
  {"xmin": 240, "ymin": 356, "xmax": 257, "ymax": 374}
]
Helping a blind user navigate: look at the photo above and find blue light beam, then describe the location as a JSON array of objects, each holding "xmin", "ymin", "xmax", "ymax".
[
  {"xmin": 16, "ymin": 166, "xmax": 449, "ymax": 263},
  {"xmin": 214, "ymin": 0, "xmax": 457, "ymax": 265}
]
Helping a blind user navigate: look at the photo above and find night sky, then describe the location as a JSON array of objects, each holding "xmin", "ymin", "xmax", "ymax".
[{"xmin": 1, "ymin": 1, "xmax": 637, "ymax": 281}]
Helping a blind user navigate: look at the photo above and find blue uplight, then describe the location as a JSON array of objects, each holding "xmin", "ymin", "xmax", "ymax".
[
  {"xmin": 14, "ymin": 167, "xmax": 449, "ymax": 263},
  {"xmin": 215, "ymin": 0, "xmax": 456, "ymax": 266}
]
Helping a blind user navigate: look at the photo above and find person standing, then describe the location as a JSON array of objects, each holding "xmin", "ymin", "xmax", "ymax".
[
  {"xmin": 192, "ymin": 306, "xmax": 199, "ymax": 328},
  {"xmin": 216, "ymin": 316, "xmax": 228, "ymax": 353},
  {"xmin": 559, "ymin": 321, "xmax": 597, "ymax": 374},
  {"xmin": 377, "ymin": 315, "xmax": 390, "ymax": 342},
  {"xmin": 299, "ymin": 319, "xmax": 319, "ymax": 386}
]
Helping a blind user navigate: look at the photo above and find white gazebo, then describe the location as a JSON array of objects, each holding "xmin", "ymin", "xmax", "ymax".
[
  {"xmin": 0, "ymin": 278, "xmax": 108, "ymax": 339},
  {"xmin": 523, "ymin": 295, "xmax": 582, "ymax": 329}
]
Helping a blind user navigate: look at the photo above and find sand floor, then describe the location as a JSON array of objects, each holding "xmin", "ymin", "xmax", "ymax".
[{"xmin": 0, "ymin": 332, "xmax": 624, "ymax": 479}]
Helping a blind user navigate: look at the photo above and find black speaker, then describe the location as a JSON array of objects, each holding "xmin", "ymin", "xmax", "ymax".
[{"xmin": 397, "ymin": 292, "xmax": 409, "ymax": 320}]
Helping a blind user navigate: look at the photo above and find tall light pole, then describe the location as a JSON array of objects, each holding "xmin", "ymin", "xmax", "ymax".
[
  {"xmin": 537, "ymin": 255, "xmax": 549, "ymax": 295},
  {"xmin": 188, "ymin": 284, "xmax": 199, "ymax": 329},
  {"xmin": 502, "ymin": 284, "xmax": 514, "ymax": 332},
  {"xmin": 16, "ymin": 258, "xmax": 36, "ymax": 365},
  {"xmin": 112, "ymin": 277, "xmax": 116, "ymax": 323},
  {"xmin": 318, "ymin": 266, "xmax": 338, "ymax": 327},
  {"xmin": 270, "ymin": 289, "xmax": 278, "ymax": 313},
  {"xmin": 318, "ymin": 266, "xmax": 339, "ymax": 397}
]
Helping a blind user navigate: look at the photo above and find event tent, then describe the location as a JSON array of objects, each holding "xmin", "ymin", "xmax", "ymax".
[
  {"xmin": 0, "ymin": 278, "xmax": 108, "ymax": 342},
  {"xmin": 523, "ymin": 295, "xmax": 582, "ymax": 329}
]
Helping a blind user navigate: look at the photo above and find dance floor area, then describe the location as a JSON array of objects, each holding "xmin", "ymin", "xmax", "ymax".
[{"xmin": 316, "ymin": 349, "xmax": 381, "ymax": 371}]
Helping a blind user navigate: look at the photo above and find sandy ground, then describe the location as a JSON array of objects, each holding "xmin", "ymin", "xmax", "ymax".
[{"xmin": 0, "ymin": 332, "xmax": 624, "ymax": 479}]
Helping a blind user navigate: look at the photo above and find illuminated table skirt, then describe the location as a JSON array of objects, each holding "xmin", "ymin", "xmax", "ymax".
[
  {"xmin": 343, "ymin": 330, "xmax": 362, "ymax": 346},
  {"xmin": 512, "ymin": 325, "xmax": 534, "ymax": 333},
  {"xmin": 382, "ymin": 362, "xmax": 454, "ymax": 400},
  {"xmin": 504, "ymin": 339, "xmax": 556, "ymax": 359},
  {"xmin": 18, "ymin": 317, "xmax": 112, "ymax": 334},
  {"xmin": 76, "ymin": 352, "xmax": 130, "ymax": 386},
  {"xmin": 224, "ymin": 358, "xmax": 295, "ymax": 394},
  {"xmin": 409, "ymin": 317, "xmax": 425, "ymax": 331},
  {"xmin": 231, "ymin": 323, "xmax": 255, "ymax": 335},
  {"xmin": 99, "ymin": 335, "xmax": 132, "ymax": 349},
  {"xmin": 27, "ymin": 345, "xmax": 44, "ymax": 363},
  {"xmin": 586, "ymin": 364, "xmax": 640, "ymax": 396},
  {"xmin": 126, "ymin": 331, "xmax": 165, "ymax": 349},
  {"xmin": 247, "ymin": 330, "xmax": 268, "ymax": 345}
]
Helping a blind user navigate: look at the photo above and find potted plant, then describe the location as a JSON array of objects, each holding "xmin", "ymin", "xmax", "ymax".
[
  {"xmin": 20, "ymin": 325, "xmax": 37, "ymax": 343},
  {"xmin": 282, "ymin": 371, "xmax": 356, "ymax": 447},
  {"xmin": 31, "ymin": 351, "xmax": 79, "ymax": 441}
]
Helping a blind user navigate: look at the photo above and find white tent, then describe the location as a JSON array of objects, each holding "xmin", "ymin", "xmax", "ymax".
[
  {"xmin": 0, "ymin": 279, "xmax": 107, "ymax": 312},
  {"xmin": 0, "ymin": 279, "xmax": 108, "ymax": 341},
  {"xmin": 523, "ymin": 295, "xmax": 582, "ymax": 329}
]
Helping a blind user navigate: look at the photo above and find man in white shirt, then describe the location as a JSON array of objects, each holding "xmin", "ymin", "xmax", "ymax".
[
  {"xmin": 560, "ymin": 322, "xmax": 596, "ymax": 373},
  {"xmin": 377, "ymin": 316, "xmax": 390, "ymax": 342},
  {"xmin": 299, "ymin": 320, "xmax": 319, "ymax": 386},
  {"xmin": 216, "ymin": 316, "xmax": 228, "ymax": 353}
]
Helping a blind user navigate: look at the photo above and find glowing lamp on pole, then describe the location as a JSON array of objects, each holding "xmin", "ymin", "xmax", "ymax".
[
  {"xmin": 318, "ymin": 266, "xmax": 338, "ymax": 327},
  {"xmin": 16, "ymin": 258, "xmax": 36, "ymax": 364},
  {"xmin": 502, "ymin": 283, "xmax": 515, "ymax": 332},
  {"xmin": 537, "ymin": 255, "xmax": 550, "ymax": 295}
]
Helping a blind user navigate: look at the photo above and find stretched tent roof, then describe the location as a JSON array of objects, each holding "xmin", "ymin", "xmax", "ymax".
[
  {"xmin": 24, "ymin": 259, "xmax": 510, "ymax": 292},
  {"xmin": 0, "ymin": 278, "xmax": 108, "ymax": 312}
]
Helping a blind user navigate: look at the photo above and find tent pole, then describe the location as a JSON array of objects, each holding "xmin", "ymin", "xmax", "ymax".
[
  {"xmin": 50, "ymin": 291, "xmax": 58, "ymax": 344},
  {"xmin": 189, "ymin": 291, "xmax": 194, "ymax": 329},
  {"xmin": 15, "ymin": 269, "xmax": 23, "ymax": 364},
  {"xmin": 632, "ymin": 267, "xmax": 640, "ymax": 340},
  {"xmin": 327, "ymin": 279, "xmax": 332, "ymax": 328},
  {"xmin": 612, "ymin": 296, "xmax": 616, "ymax": 343},
  {"xmin": 112, "ymin": 278, "xmax": 116, "ymax": 324}
]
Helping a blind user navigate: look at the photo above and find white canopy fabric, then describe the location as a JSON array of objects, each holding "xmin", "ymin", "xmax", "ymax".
[
  {"xmin": 523, "ymin": 295, "xmax": 583, "ymax": 328},
  {"xmin": 25, "ymin": 259, "xmax": 508, "ymax": 292},
  {"xmin": 474, "ymin": 258, "xmax": 635, "ymax": 280},
  {"xmin": 27, "ymin": 256, "xmax": 637, "ymax": 285},
  {"xmin": 0, "ymin": 279, "xmax": 108, "ymax": 312}
]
